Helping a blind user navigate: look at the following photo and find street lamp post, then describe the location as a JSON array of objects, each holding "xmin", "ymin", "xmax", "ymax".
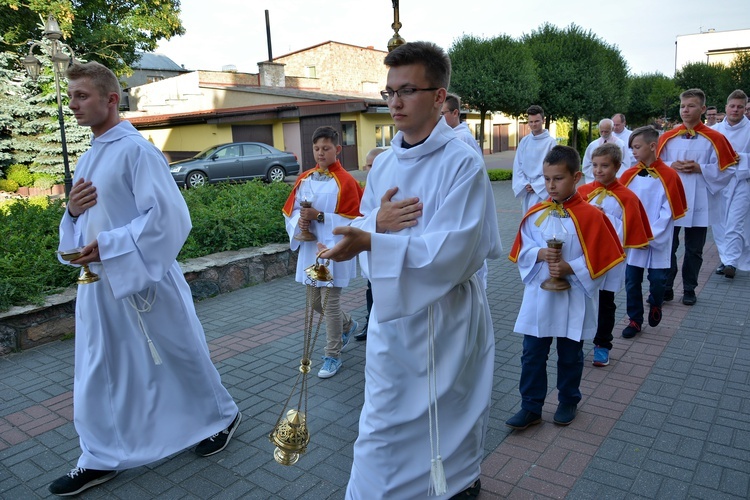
[{"xmin": 22, "ymin": 15, "xmax": 76, "ymax": 198}]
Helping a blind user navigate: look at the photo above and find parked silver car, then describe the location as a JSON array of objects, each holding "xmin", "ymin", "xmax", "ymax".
[{"xmin": 169, "ymin": 142, "xmax": 300, "ymax": 188}]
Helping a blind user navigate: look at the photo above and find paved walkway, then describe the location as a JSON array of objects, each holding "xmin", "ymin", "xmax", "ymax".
[{"xmin": 2, "ymin": 177, "xmax": 749, "ymax": 499}]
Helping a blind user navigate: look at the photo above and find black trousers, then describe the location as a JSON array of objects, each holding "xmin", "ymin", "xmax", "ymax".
[{"xmin": 667, "ymin": 226, "xmax": 707, "ymax": 293}]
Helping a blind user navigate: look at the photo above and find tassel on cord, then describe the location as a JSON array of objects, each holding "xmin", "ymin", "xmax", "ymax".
[
  {"xmin": 426, "ymin": 305, "xmax": 447, "ymax": 496},
  {"xmin": 126, "ymin": 287, "xmax": 162, "ymax": 365}
]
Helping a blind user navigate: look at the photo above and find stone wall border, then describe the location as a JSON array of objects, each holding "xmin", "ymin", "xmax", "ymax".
[{"xmin": 0, "ymin": 244, "xmax": 297, "ymax": 355}]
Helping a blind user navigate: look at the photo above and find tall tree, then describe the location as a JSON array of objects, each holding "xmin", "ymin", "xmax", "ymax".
[
  {"xmin": 523, "ymin": 23, "xmax": 629, "ymax": 150},
  {"xmin": 0, "ymin": 0, "xmax": 185, "ymax": 76},
  {"xmin": 729, "ymin": 51, "xmax": 750, "ymax": 94},
  {"xmin": 449, "ymin": 34, "xmax": 540, "ymax": 149},
  {"xmin": 674, "ymin": 61, "xmax": 733, "ymax": 108},
  {"xmin": 626, "ymin": 73, "xmax": 680, "ymax": 126}
]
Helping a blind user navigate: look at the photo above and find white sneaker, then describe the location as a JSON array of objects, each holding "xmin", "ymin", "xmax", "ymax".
[{"xmin": 318, "ymin": 356, "xmax": 342, "ymax": 379}]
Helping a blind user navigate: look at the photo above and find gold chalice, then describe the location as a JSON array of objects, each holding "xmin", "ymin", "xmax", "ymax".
[
  {"xmin": 58, "ymin": 248, "xmax": 100, "ymax": 284},
  {"xmin": 540, "ymin": 213, "xmax": 571, "ymax": 292},
  {"xmin": 294, "ymin": 177, "xmax": 317, "ymax": 242}
]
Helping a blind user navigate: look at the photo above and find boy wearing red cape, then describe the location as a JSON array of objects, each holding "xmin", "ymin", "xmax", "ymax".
[
  {"xmin": 578, "ymin": 143, "xmax": 653, "ymax": 366},
  {"xmin": 507, "ymin": 145, "xmax": 624, "ymax": 430}
]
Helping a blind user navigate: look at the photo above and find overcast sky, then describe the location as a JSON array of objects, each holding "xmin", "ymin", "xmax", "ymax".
[{"xmin": 157, "ymin": 0, "xmax": 749, "ymax": 77}]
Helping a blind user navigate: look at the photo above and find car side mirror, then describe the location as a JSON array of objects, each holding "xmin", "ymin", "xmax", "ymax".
[{"xmin": 210, "ymin": 154, "xmax": 218, "ymax": 161}]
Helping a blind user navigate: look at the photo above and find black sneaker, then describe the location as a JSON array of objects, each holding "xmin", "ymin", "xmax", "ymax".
[
  {"xmin": 648, "ymin": 305, "xmax": 662, "ymax": 327},
  {"xmin": 48, "ymin": 467, "xmax": 117, "ymax": 496},
  {"xmin": 505, "ymin": 409, "xmax": 541, "ymax": 430},
  {"xmin": 453, "ymin": 478, "xmax": 481, "ymax": 498},
  {"xmin": 664, "ymin": 289, "xmax": 674, "ymax": 302},
  {"xmin": 622, "ymin": 320, "xmax": 642, "ymax": 339},
  {"xmin": 724, "ymin": 265, "xmax": 736, "ymax": 279},
  {"xmin": 716, "ymin": 263, "xmax": 726, "ymax": 274},
  {"xmin": 682, "ymin": 291, "xmax": 697, "ymax": 306},
  {"xmin": 195, "ymin": 411, "xmax": 242, "ymax": 457}
]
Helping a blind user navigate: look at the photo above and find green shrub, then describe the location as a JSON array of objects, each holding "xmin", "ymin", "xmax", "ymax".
[
  {"xmin": 179, "ymin": 180, "xmax": 291, "ymax": 260},
  {"xmin": 6, "ymin": 164, "xmax": 35, "ymax": 187},
  {"xmin": 0, "ymin": 179, "xmax": 19, "ymax": 193},
  {"xmin": 0, "ymin": 198, "xmax": 79, "ymax": 311},
  {"xmin": 0, "ymin": 181, "xmax": 292, "ymax": 311},
  {"xmin": 487, "ymin": 169, "xmax": 513, "ymax": 181},
  {"xmin": 33, "ymin": 173, "xmax": 57, "ymax": 190}
]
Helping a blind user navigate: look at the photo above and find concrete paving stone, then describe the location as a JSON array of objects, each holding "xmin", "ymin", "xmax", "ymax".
[
  {"xmin": 211, "ymin": 480, "xmax": 260, "ymax": 500},
  {"xmin": 693, "ymin": 461, "xmax": 723, "ymax": 489},
  {"xmin": 657, "ymin": 477, "xmax": 690, "ymax": 499},
  {"xmin": 165, "ymin": 454, "xmax": 212, "ymax": 483},
  {"xmin": 642, "ymin": 457, "xmax": 697, "ymax": 482},
  {"xmin": 720, "ymin": 468, "xmax": 750, "ymax": 497},
  {"xmin": 182, "ymin": 471, "xmax": 233, "ymax": 498},
  {"xmin": 131, "ymin": 469, "xmax": 177, "ymax": 496},
  {"xmin": 28, "ymin": 449, "xmax": 67, "ymax": 472},
  {"xmin": 0, "ymin": 440, "xmax": 39, "ymax": 466},
  {"xmin": 0, "ymin": 484, "xmax": 37, "ymax": 499},
  {"xmin": 244, "ymin": 468, "xmax": 288, "ymax": 494},
  {"xmin": 8, "ymin": 458, "xmax": 43, "ymax": 482},
  {"xmin": 568, "ymin": 478, "xmax": 630, "ymax": 500}
]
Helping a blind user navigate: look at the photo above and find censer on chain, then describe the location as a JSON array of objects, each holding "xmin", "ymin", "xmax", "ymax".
[{"xmin": 269, "ymin": 254, "xmax": 333, "ymax": 465}]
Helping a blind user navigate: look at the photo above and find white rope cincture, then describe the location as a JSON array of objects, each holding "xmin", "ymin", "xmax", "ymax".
[
  {"xmin": 126, "ymin": 287, "xmax": 162, "ymax": 365},
  {"xmin": 426, "ymin": 304, "xmax": 447, "ymax": 496}
]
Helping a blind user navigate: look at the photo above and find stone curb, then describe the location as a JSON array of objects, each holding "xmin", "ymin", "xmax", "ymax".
[{"xmin": 0, "ymin": 243, "xmax": 297, "ymax": 355}]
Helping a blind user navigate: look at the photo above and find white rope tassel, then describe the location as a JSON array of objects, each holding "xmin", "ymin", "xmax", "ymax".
[
  {"xmin": 126, "ymin": 287, "xmax": 162, "ymax": 365},
  {"xmin": 426, "ymin": 305, "xmax": 447, "ymax": 496}
]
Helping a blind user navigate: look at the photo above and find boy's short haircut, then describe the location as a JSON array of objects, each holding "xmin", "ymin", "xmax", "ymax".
[
  {"xmin": 384, "ymin": 41, "xmax": 451, "ymax": 90},
  {"xmin": 367, "ymin": 147, "xmax": 387, "ymax": 158},
  {"xmin": 727, "ymin": 89, "xmax": 748, "ymax": 104},
  {"xmin": 312, "ymin": 126, "xmax": 339, "ymax": 145},
  {"xmin": 628, "ymin": 125, "xmax": 660, "ymax": 148},
  {"xmin": 544, "ymin": 145, "xmax": 580, "ymax": 175},
  {"xmin": 444, "ymin": 93, "xmax": 460, "ymax": 112},
  {"xmin": 680, "ymin": 88, "xmax": 706, "ymax": 105},
  {"xmin": 591, "ymin": 143, "xmax": 622, "ymax": 167},
  {"xmin": 66, "ymin": 61, "xmax": 121, "ymax": 101},
  {"xmin": 706, "ymin": 105, "xmax": 717, "ymax": 112},
  {"xmin": 527, "ymin": 105, "xmax": 544, "ymax": 117}
]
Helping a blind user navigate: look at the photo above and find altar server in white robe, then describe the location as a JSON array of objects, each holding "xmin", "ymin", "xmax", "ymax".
[
  {"xmin": 512, "ymin": 105, "xmax": 558, "ymax": 214},
  {"xmin": 319, "ymin": 41, "xmax": 502, "ymax": 499},
  {"xmin": 710, "ymin": 90, "xmax": 750, "ymax": 277},
  {"xmin": 582, "ymin": 118, "xmax": 633, "ymax": 182},
  {"xmin": 657, "ymin": 88, "xmax": 738, "ymax": 305},
  {"xmin": 441, "ymin": 93, "xmax": 483, "ymax": 156},
  {"xmin": 51, "ymin": 62, "xmax": 239, "ymax": 497}
]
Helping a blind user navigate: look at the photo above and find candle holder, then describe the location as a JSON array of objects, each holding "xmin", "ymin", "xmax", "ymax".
[
  {"xmin": 540, "ymin": 213, "xmax": 570, "ymax": 292},
  {"xmin": 58, "ymin": 248, "xmax": 100, "ymax": 284},
  {"xmin": 294, "ymin": 178, "xmax": 317, "ymax": 242}
]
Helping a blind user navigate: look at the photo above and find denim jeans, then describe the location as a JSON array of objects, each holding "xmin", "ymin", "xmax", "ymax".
[
  {"xmin": 625, "ymin": 265, "xmax": 669, "ymax": 324},
  {"xmin": 667, "ymin": 226, "xmax": 707, "ymax": 293},
  {"xmin": 519, "ymin": 335, "xmax": 584, "ymax": 415}
]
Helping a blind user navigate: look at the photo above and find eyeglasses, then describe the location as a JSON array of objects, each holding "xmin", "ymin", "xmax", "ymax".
[{"xmin": 380, "ymin": 87, "xmax": 438, "ymax": 101}]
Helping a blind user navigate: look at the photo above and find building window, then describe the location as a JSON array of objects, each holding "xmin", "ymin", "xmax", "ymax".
[
  {"xmin": 305, "ymin": 66, "xmax": 317, "ymax": 78},
  {"xmin": 146, "ymin": 75, "xmax": 164, "ymax": 83},
  {"xmin": 375, "ymin": 125, "xmax": 395, "ymax": 147},
  {"xmin": 341, "ymin": 123, "xmax": 356, "ymax": 146}
]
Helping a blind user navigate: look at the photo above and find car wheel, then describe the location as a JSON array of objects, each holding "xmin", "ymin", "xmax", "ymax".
[
  {"xmin": 186, "ymin": 171, "xmax": 207, "ymax": 188},
  {"xmin": 267, "ymin": 166, "xmax": 286, "ymax": 183}
]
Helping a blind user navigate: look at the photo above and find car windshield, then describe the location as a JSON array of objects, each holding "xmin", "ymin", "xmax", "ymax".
[{"xmin": 193, "ymin": 145, "xmax": 223, "ymax": 159}]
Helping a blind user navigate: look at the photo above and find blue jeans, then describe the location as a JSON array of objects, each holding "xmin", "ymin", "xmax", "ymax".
[
  {"xmin": 625, "ymin": 265, "xmax": 668, "ymax": 325},
  {"xmin": 519, "ymin": 335, "xmax": 584, "ymax": 415}
]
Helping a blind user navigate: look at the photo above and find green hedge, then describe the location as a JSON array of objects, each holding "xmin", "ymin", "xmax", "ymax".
[
  {"xmin": 0, "ymin": 181, "xmax": 292, "ymax": 311},
  {"xmin": 0, "ymin": 198, "xmax": 79, "ymax": 311},
  {"xmin": 179, "ymin": 180, "xmax": 291, "ymax": 260},
  {"xmin": 487, "ymin": 169, "xmax": 513, "ymax": 181}
]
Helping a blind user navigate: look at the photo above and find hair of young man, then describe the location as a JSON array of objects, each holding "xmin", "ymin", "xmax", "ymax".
[
  {"xmin": 591, "ymin": 143, "xmax": 622, "ymax": 167},
  {"xmin": 680, "ymin": 88, "xmax": 706, "ymax": 106},
  {"xmin": 527, "ymin": 104, "xmax": 544, "ymax": 117},
  {"xmin": 598, "ymin": 118, "xmax": 614, "ymax": 129},
  {"xmin": 367, "ymin": 147, "xmax": 387, "ymax": 159},
  {"xmin": 612, "ymin": 113, "xmax": 626, "ymax": 123},
  {"xmin": 383, "ymin": 41, "xmax": 451, "ymax": 89},
  {"xmin": 544, "ymin": 145, "xmax": 581, "ymax": 176},
  {"xmin": 65, "ymin": 61, "xmax": 121, "ymax": 101},
  {"xmin": 706, "ymin": 105, "xmax": 717, "ymax": 112},
  {"xmin": 727, "ymin": 89, "xmax": 749, "ymax": 105},
  {"xmin": 312, "ymin": 125, "xmax": 339, "ymax": 145},
  {"xmin": 628, "ymin": 125, "xmax": 660, "ymax": 148},
  {"xmin": 444, "ymin": 93, "xmax": 460, "ymax": 112}
]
